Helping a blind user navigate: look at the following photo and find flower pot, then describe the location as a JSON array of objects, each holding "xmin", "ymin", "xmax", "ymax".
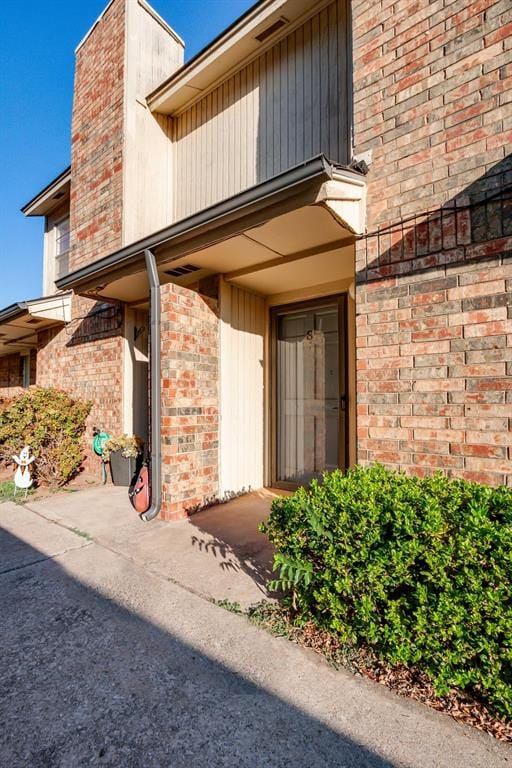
[{"xmin": 109, "ymin": 450, "xmax": 139, "ymax": 487}]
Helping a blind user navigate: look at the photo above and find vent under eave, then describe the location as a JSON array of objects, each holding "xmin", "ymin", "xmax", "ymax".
[
  {"xmin": 165, "ymin": 264, "xmax": 201, "ymax": 278},
  {"xmin": 255, "ymin": 17, "xmax": 288, "ymax": 43}
]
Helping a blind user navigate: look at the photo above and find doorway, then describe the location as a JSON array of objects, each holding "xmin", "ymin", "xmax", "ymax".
[
  {"xmin": 271, "ymin": 295, "xmax": 347, "ymax": 489},
  {"xmin": 130, "ymin": 309, "xmax": 149, "ymax": 444}
]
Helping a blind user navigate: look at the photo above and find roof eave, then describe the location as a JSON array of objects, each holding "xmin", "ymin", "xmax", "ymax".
[
  {"xmin": 21, "ymin": 167, "xmax": 71, "ymax": 217},
  {"xmin": 56, "ymin": 155, "xmax": 338, "ymax": 292},
  {"xmin": 0, "ymin": 292, "xmax": 73, "ymax": 325},
  {"xmin": 147, "ymin": 0, "xmax": 327, "ymax": 116},
  {"xmin": 0, "ymin": 303, "xmax": 26, "ymax": 325},
  {"xmin": 147, "ymin": 0, "xmax": 268, "ymax": 112}
]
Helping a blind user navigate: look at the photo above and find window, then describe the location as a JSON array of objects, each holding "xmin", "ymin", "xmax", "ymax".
[{"xmin": 55, "ymin": 216, "xmax": 70, "ymax": 279}]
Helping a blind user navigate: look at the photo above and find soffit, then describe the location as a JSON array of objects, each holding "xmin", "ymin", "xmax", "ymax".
[
  {"xmin": 57, "ymin": 158, "xmax": 365, "ymax": 303},
  {"xmin": 147, "ymin": 0, "xmax": 330, "ymax": 115},
  {"xmin": 0, "ymin": 294, "xmax": 72, "ymax": 356},
  {"xmin": 22, "ymin": 169, "xmax": 71, "ymax": 217},
  {"xmin": 88, "ymin": 203, "xmax": 355, "ymax": 304}
]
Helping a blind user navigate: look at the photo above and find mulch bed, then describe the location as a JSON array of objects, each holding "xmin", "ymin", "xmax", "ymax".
[{"xmin": 249, "ymin": 604, "xmax": 512, "ymax": 743}]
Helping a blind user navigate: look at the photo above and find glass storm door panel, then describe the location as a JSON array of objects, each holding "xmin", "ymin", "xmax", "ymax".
[{"xmin": 275, "ymin": 299, "xmax": 345, "ymax": 486}]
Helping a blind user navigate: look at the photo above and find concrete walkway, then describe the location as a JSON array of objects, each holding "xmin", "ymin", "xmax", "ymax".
[
  {"xmin": 23, "ymin": 485, "xmax": 280, "ymax": 607},
  {"xmin": 0, "ymin": 491, "xmax": 509, "ymax": 767}
]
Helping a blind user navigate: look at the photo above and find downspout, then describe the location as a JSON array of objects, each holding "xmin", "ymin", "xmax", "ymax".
[{"xmin": 140, "ymin": 248, "xmax": 162, "ymax": 521}]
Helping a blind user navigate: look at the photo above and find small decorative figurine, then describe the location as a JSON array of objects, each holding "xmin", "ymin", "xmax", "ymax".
[{"xmin": 12, "ymin": 446, "xmax": 35, "ymax": 497}]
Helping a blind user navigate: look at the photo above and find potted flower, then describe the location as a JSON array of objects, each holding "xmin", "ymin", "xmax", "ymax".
[{"xmin": 102, "ymin": 434, "xmax": 143, "ymax": 487}]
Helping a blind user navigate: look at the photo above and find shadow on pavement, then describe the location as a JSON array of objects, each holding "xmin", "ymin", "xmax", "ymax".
[
  {"xmin": 0, "ymin": 524, "xmax": 396, "ymax": 768},
  {"xmin": 187, "ymin": 491, "xmax": 277, "ymax": 601}
]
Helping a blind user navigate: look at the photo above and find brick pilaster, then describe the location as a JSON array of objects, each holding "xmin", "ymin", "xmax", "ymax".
[{"xmin": 160, "ymin": 282, "xmax": 220, "ymax": 520}]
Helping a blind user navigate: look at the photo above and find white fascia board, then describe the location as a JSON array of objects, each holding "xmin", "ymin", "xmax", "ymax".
[
  {"xmin": 315, "ymin": 173, "xmax": 367, "ymax": 235},
  {"xmin": 26, "ymin": 293, "xmax": 72, "ymax": 323}
]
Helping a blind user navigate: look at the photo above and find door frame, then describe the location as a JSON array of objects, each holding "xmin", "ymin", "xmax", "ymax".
[
  {"xmin": 269, "ymin": 293, "xmax": 348, "ymax": 490},
  {"xmin": 123, "ymin": 307, "xmax": 150, "ymax": 442}
]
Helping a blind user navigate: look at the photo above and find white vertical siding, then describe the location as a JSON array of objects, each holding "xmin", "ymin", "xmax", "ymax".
[
  {"xmin": 123, "ymin": 1, "xmax": 183, "ymax": 244},
  {"xmin": 173, "ymin": 0, "xmax": 349, "ymax": 221},
  {"xmin": 219, "ymin": 281, "xmax": 265, "ymax": 496}
]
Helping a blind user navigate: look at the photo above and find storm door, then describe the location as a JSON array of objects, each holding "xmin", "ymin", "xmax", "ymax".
[{"xmin": 271, "ymin": 296, "xmax": 347, "ymax": 489}]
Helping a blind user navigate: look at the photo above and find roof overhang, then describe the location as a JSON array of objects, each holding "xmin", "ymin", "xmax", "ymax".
[
  {"xmin": 0, "ymin": 294, "xmax": 72, "ymax": 356},
  {"xmin": 21, "ymin": 167, "xmax": 71, "ymax": 217},
  {"xmin": 147, "ymin": 0, "xmax": 330, "ymax": 115},
  {"xmin": 55, "ymin": 155, "xmax": 365, "ymax": 302}
]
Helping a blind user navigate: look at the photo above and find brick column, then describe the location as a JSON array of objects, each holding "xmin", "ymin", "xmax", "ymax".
[
  {"xmin": 70, "ymin": 0, "xmax": 125, "ymax": 272},
  {"xmin": 160, "ymin": 282, "xmax": 220, "ymax": 520}
]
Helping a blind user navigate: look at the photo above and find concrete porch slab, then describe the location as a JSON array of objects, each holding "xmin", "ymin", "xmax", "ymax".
[{"xmin": 24, "ymin": 486, "xmax": 282, "ymax": 607}]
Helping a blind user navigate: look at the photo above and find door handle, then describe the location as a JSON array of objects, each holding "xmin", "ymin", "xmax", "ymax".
[{"xmin": 340, "ymin": 394, "xmax": 347, "ymax": 411}]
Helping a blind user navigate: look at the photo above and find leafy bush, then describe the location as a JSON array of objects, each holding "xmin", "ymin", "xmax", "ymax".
[
  {"xmin": 261, "ymin": 464, "xmax": 512, "ymax": 719},
  {"xmin": 0, "ymin": 387, "xmax": 92, "ymax": 487}
]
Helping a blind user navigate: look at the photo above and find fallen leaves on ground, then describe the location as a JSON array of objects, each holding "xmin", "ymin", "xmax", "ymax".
[{"xmin": 248, "ymin": 603, "xmax": 512, "ymax": 743}]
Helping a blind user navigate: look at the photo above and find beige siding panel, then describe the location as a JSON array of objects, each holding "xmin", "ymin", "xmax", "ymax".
[
  {"xmin": 123, "ymin": 1, "xmax": 183, "ymax": 243},
  {"xmin": 173, "ymin": 0, "xmax": 349, "ymax": 221},
  {"xmin": 220, "ymin": 281, "xmax": 265, "ymax": 496}
]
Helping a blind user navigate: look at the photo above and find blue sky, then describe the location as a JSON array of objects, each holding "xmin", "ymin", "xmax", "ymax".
[{"xmin": 0, "ymin": 0, "xmax": 254, "ymax": 308}]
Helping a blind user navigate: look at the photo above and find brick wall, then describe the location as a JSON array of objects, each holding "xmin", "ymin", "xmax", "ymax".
[
  {"xmin": 353, "ymin": 0, "xmax": 511, "ymax": 485},
  {"xmin": 70, "ymin": 0, "xmax": 125, "ymax": 271},
  {"xmin": 0, "ymin": 305, "xmax": 123, "ymax": 468},
  {"xmin": 36, "ymin": 297, "xmax": 124, "ymax": 465},
  {"xmin": 0, "ymin": 354, "xmax": 22, "ymax": 396},
  {"xmin": 160, "ymin": 282, "xmax": 220, "ymax": 521},
  {"xmin": 0, "ymin": 351, "xmax": 36, "ymax": 398}
]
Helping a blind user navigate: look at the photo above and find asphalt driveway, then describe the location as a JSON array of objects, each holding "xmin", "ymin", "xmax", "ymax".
[{"xmin": 0, "ymin": 497, "xmax": 509, "ymax": 767}]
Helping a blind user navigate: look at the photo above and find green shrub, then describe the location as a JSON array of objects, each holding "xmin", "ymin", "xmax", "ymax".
[
  {"xmin": 0, "ymin": 387, "xmax": 92, "ymax": 487},
  {"xmin": 261, "ymin": 464, "xmax": 512, "ymax": 719}
]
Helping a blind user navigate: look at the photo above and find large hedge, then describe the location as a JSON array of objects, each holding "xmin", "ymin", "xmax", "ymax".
[
  {"xmin": 261, "ymin": 464, "xmax": 512, "ymax": 719},
  {"xmin": 0, "ymin": 387, "xmax": 92, "ymax": 487}
]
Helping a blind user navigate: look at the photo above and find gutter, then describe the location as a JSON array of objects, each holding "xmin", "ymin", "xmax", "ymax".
[
  {"xmin": 140, "ymin": 249, "xmax": 162, "ymax": 522},
  {"xmin": 0, "ymin": 303, "xmax": 26, "ymax": 325},
  {"xmin": 56, "ymin": 155, "xmax": 340, "ymax": 291}
]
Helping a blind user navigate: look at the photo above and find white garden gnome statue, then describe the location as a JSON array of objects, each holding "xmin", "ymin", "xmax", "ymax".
[{"xmin": 12, "ymin": 446, "xmax": 35, "ymax": 497}]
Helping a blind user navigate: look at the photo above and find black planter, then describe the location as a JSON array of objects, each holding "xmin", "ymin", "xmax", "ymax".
[{"xmin": 109, "ymin": 451, "xmax": 140, "ymax": 487}]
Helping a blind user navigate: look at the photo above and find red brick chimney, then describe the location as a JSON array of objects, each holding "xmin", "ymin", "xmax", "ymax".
[{"xmin": 69, "ymin": 0, "xmax": 184, "ymax": 272}]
